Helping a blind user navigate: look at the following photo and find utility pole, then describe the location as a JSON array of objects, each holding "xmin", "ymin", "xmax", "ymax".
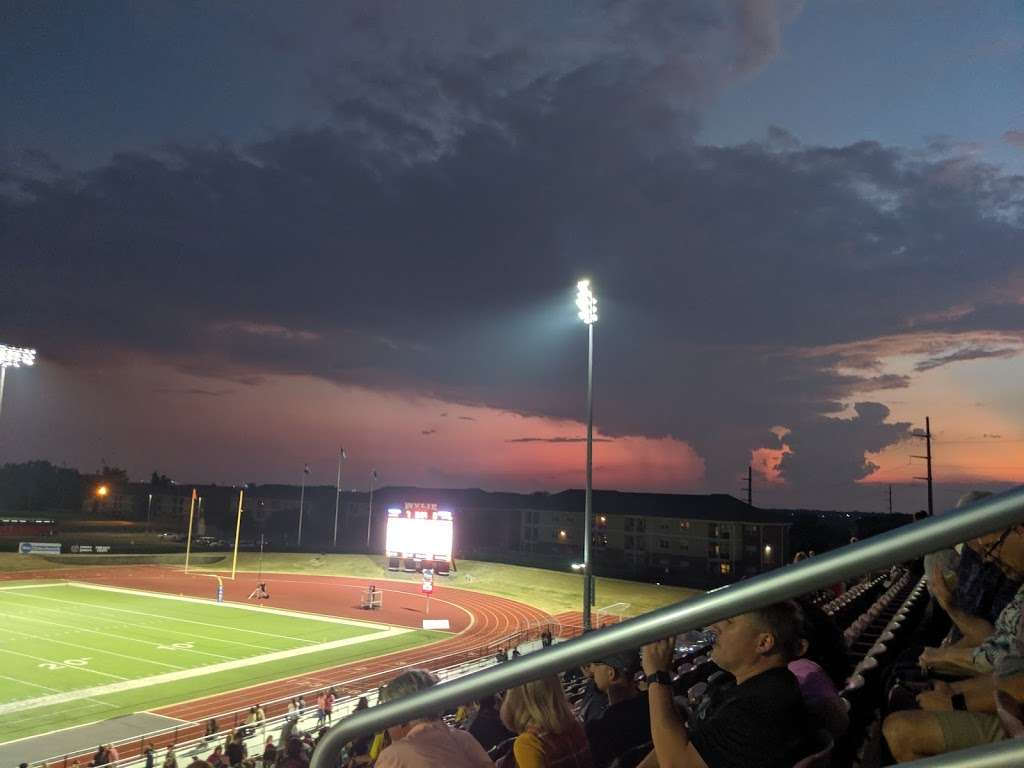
[
  {"xmin": 739, "ymin": 466, "xmax": 753, "ymax": 507},
  {"xmin": 911, "ymin": 416, "xmax": 934, "ymax": 517}
]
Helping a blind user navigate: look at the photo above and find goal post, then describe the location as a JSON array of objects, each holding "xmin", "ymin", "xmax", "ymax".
[{"xmin": 595, "ymin": 602, "xmax": 631, "ymax": 627}]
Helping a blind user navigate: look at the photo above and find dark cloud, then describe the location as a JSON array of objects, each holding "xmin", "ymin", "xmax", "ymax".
[
  {"xmin": 421, "ymin": 428, "xmax": 437, "ymax": 436},
  {"xmin": 775, "ymin": 402, "xmax": 913, "ymax": 489},
  {"xmin": 506, "ymin": 436, "xmax": 614, "ymax": 444},
  {"xmin": 2, "ymin": 1, "xmax": 1022, "ymax": 503},
  {"xmin": 914, "ymin": 346, "xmax": 1020, "ymax": 372},
  {"xmin": 458, "ymin": 415, "xmax": 476, "ymax": 421}
]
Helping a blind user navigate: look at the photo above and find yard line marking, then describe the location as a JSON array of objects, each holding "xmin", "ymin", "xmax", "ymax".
[
  {"xmin": 0, "ymin": 582, "xmax": 66, "ymax": 591},
  {"xmin": 0, "ymin": 608, "xmax": 237, "ymax": 661},
  {"xmin": 75, "ymin": 581, "xmax": 395, "ymax": 630},
  {"xmin": 0, "ymin": 595, "xmax": 284, "ymax": 654},
  {"xmin": 0, "ymin": 625, "xmax": 187, "ymax": 670},
  {"xmin": 0, "ymin": 646, "xmax": 127, "ymax": 682},
  {"xmin": 0, "ymin": 675, "xmax": 118, "ymax": 716},
  {"xmin": 0, "ymin": 588, "xmax": 331, "ymax": 647},
  {"xmin": 0, "ymin": 625, "xmax": 411, "ymax": 716}
]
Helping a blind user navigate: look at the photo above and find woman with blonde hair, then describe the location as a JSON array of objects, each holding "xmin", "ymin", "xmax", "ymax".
[{"xmin": 500, "ymin": 676, "xmax": 592, "ymax": 768}]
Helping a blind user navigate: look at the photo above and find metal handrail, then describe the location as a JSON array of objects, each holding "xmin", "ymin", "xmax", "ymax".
[{"xmin": 311, "ymin": 485, "xmax": 1024, "ymax": 768}]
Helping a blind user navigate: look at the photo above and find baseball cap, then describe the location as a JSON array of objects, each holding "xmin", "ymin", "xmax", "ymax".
[{"xmin": 592, "ymin": 649, "xmax": 641, "ymax": 675}]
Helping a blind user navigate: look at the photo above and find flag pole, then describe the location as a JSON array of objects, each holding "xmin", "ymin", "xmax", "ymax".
[{"xmin": 298, "ymin": 465, "xmax": 307, "ymax": 548}]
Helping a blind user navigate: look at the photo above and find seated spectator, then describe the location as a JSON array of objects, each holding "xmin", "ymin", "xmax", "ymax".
[
  {"xmin": 162, "ymin": 746, "xmax": 178, "ymax": 768},
  {"xmin": 576, "ymin": 664, "xmax": 608, "ymax": 725},
  {"xmin": 500, "ymin": 674, "xmax": 593, "ymax": 767},
  {"xmin": 640, "ymin": 601, "xmax": 809, "ymax": 768},
  {"xmin": 261, "ymin": 738, "xmax": 277, "ymax": 767},
  {"xmin": 884, "ymin": 525, "xmax": 1024, "ymax": 761},
  {"xmin": 205, "ymin": 746, "xmax": 224, "ymax": 768},
  {"xmin": 374, "ymin": 669, "xmax": 492, "ymax": 767},
  {"xmin": 342, "ymin": 697, "xmax": 374, "ymax": 766},
  {"xmin": 585, "ymin": 649, "xmax": 650, "ymax": 768},
  {"xmin": 279, "ymin": 738, "xmax": 308, "ymax": 768},
  {"xmin": 791, "ymin": 600, "xmax": 851, "ymax": 739},
  {"xmin": 467, "ymin": 694, "xmax": 515, "ymax": 753},
  {"xmin": 918, "ymin": 524, "xmax": 1024, "ymax": 678}
]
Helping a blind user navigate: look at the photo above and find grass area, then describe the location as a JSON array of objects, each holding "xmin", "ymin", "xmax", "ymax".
[
  {"xmin": 192, "ymin": 553, "xmax": 700, "ymax": 616},
  {"xmin": 0, "ymin": 582, "xmax": 445, "ymax": 742}
]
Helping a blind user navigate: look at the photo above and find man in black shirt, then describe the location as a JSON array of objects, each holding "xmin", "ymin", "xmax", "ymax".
[
  {"xmin": 585, "ymin": 649, "xmax": 651, "ymax": 768},
  {"xmin": 641, "ymin": 601, "xmax": 809, "ymax": 768}
]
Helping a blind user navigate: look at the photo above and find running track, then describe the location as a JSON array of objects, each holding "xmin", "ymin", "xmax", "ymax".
[{"xmin": 2, "ymin": 565, "xmax": 551, "ymax": 761}]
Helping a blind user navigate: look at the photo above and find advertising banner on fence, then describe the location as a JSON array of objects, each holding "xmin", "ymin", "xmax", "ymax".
[
  {"xmin": 69, "ymin": 545, "xmax": 111, "ymax": 554},
  {"xmin": 18, "ymin": 542, "xmax": 61, "ymax": 554}
]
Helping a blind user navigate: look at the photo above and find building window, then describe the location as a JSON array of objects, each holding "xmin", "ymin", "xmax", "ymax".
[
  {"xmin": 720, "ymin": 563, "xmax": 732, "ymax": 575},
  {"xmin": 625, "ymin": 535, "xmax": 634, "ymax": 549},
  {"xmin": 659, "ymin": 538, "xmax": 670, "ymax": 549},
  {"xmin": 637, "ymin": 519, "xmax": 646, "ymax": 532},
  {"xmin": 709, "ymin": 543, "xmax": 721, "ymax": 559},
  {"xmin": 746, "ymin": 525, "xmax": 760, "ymax": 535},
  {"xmin": 624, "ymin": 518, "xmax": 635, "ymax": 532}
]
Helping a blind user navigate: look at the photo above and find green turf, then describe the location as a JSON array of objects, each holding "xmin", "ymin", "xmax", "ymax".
[{"xmin": 0, "ymin": 583, "xmax": 446, "ymax": 742}]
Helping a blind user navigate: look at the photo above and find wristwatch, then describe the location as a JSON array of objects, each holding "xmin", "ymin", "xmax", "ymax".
[
  {"xmin": 644, "ymin": 671, "xmax": 673, "ymax": 687},
  {"xmin": 951, "ymin": 692, "xmax": 967, "ymax": 711}
]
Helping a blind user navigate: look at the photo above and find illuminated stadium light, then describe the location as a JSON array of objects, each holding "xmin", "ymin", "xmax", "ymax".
[
  {"xmin": 575, "ymin": 280, "xmax": 598, "ymax": 325},
  {"xmin": 575, "ymin": 279, "xmax": 598, "ymax": 629},
  {"xmin": 0, "ymin": 344, "xmax": 36, "ymax": 368},
  {"xmin": 96, "ymin": 484, "xmax": 109, "ymax": 498},
  {"xmin": 0, "ymin": 343, "xmax": 38, "ymax": 421}
]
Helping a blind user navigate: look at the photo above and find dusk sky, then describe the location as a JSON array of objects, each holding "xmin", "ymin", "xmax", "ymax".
[{"xmin": 2, "ymin": 1, "xmax": 1023, "ymax": 512}]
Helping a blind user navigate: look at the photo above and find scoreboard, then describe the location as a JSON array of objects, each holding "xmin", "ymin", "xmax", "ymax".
[{"xmin": 385, "ymin": 502, "xmax": 454, "ymax": 563}]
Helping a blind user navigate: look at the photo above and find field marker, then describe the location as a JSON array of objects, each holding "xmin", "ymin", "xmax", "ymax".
[
  {"xmin": 0, "ymin": 625, "xmax": 411, "ymax": 716},
  {"xmin": 0, "ymin": 607, "xmax": 237, "ymax": 661},
  {"xmin": 0, "ymin": 582, "xmax": 65, "ymax": 591},
  {"xmin": 76, "ymin": 581, "xmax": 395, "ymax": 630},
  {"xmin": 0, "ymin": 586, "xmax": 350, "ymax": 647},
  {"xmin": 0, "ymin": 624, "xmax": 187, "ymax": 671},
  {"xmin": 0, "ymin": 646, "xmax": 127, "ymax": 682}
]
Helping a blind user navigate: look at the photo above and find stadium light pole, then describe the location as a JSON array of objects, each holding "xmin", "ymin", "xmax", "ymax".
[
  {"xmin": 366, "ymin": 469, "xmax": 378, "ymax": 549},
  {"xmin": 0, "ymin": 344, "xmax": 37, "ymax": 422},
  {"xmin": 576, "ymin": 279, "xmax": 598, "ymax": 631},
  {"xmin": 333, "ymin": 447, "xmax": 346, "ymax": 549}
]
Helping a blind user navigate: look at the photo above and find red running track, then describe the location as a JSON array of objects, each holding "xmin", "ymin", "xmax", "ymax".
[{"xmin": 8, "ymin": 566, "xmax": 551, "ymax": 762}]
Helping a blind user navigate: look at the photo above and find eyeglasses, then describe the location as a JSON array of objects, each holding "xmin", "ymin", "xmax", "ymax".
[{"xmin": 982, "ymin": 528, "xmax": 1016, "ymax": 572}]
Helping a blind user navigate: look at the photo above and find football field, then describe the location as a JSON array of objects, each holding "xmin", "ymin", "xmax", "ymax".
[{"xmin": 0, "ymin": 581, "xmax": 446, "ymax": 743}]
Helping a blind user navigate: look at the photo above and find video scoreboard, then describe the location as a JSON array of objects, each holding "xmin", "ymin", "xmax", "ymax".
[{"xmin": 385, "ymin": 502, "xmax": 454, "ymax": 564}]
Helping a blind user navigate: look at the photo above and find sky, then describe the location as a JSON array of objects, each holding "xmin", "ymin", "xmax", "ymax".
[{"xmin": 1, "ymin": 0, "xmax": 1023, "ymax": 512}]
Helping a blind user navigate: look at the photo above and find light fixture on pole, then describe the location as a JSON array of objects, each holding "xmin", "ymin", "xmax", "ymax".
[
  {"xmin": 334, "ymin": 447, "xmax": 346, "ymax": 548},
  {"xmin": 0, "ymin": 344, "xmax": 37, "ymax": 421},
  {"xmin": 575, "ymin": 279, "xmax": 598, "ymax": 631},
  {"xmin": 366, "ymin": 469, "xmax": 378, "ymax": 549}
]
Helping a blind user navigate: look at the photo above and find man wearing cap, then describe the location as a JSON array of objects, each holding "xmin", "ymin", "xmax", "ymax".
[{"xmin": 585, "ymin": 649, "xmax": 651, "ymax": 768}]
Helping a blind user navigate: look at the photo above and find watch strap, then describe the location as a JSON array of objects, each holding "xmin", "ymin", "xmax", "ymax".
[{"xmin": 644, "ymin": 671, "xmax": 673, "ymax": 686}]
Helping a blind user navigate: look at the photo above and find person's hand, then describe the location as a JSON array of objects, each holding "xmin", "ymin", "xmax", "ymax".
[
  {"xmin": 919, "ymin": 646, "xmax": 945, "ymax": 672},
  {"xmin": 917, "ymin": 689, "xmax": 955, "ymax": 711},
  {"xmin": 929, "ymin": 564, "xmax": 955, "ymax": 610},
  {"xmin": 642, "ymin": 636, "xmax": 676, "ymax": 676}
]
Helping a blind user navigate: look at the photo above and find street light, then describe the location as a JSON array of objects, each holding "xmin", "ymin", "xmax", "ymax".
[
  {"xmin": 96, "ymin": 484, "xmax": 109, "ymax": 498},
  {"xmin": 576, "ymin": 279, "xmax": 598, "ymax": 631},
  {"xmin": 0, "ymin": 344, "xmax": 37, "ymax": 421}
]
